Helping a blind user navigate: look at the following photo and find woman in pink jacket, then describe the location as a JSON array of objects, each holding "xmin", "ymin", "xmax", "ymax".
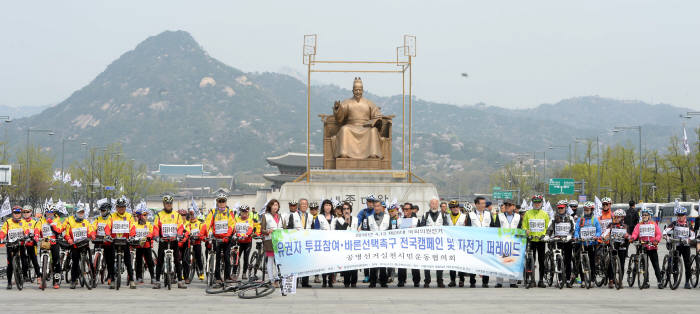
[{"xmin": 629, "ymin": 207, "xmax": 663, "ymax": 289}]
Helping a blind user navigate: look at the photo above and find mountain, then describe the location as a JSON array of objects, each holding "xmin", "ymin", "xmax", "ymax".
[
  {"xmin": 5, "ymin": 30, "xmax": 691, "ymax": 195},
  {"xmin": 0, "ymin": 104, "xmax": 49, "ymax": 119}
]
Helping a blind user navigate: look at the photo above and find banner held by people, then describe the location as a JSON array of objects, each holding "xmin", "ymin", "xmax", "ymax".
[{"xmin": 272, "ymin": 226, "xmax": 526, "ymax": 280}]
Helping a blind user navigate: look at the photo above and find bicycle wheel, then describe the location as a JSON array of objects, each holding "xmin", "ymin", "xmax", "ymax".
[
  {"xmin": 581, "ymin": 253, "xmax": 591, "ymax": 289},
  {"xmin": 691, "ymin": 254, "xmax": 699, "ymax": 288},
  {"xmin": 207, "ymin": 254, "xmax": 216, "ymax": 287},
  {"xmin": 660, "ymin": 255, "xmax": 670, "ymax": 288},
  {"xmin": 612, "ymin": 255, "xmax": 622, "ymax": 289},
  {"xmin": 14, "ymin": 255, "xmax": 24, "ymax": 290},
  {"xmin": 81, "ymin": 254, "xmax": 92, "ymax": 291},
  {"xmin": 165, "ymin": 256, "xmax": 172, "ymax": 290},
  {"xmin": 638, "ymin": 254, "xmax": 648, "ymax": 290},
  {"xmin": 261, "ymin": 255, "xmax": 268, "ymax": 282},
  {"xmin": 248, "ymin": 252, "xmax": 260, "ymax": 280},
  {"xmin": 670, "ymin": 255, "xmax": 683, "ymax": 290},
  {"xmin": 237, "ymin": 282, "xmax": 275, "ymax": 299},
  {"xmin": 116, "ymin": 254, "xmax": 122, "ymax": 290},
  {"xmin": 594, "ymin": 251, "xmax": 607, "ymax": 287},
  {"xmin": 626, "ymin": 254, "xmax": 637, "ymax": 287},
  {"xmin": 554, "ymin": 254, "xmax": 564, "ymax": 289},
  {"xmin": 188, "ymin": 251, "xmax": 195, "ymax": 282},
  {"xmin": 544, "ymin": 252, "xmax": 553, "ymax": 287},
  {"xmin": 63, "ymin": 254, "xmax": 72, "ymax": 284},
  {"xmin": 41, "ymin": 255, "xmax": 49, "ymax": 290}
]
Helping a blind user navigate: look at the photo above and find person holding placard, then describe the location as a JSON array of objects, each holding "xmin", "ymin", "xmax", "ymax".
[
  {"xmin": 446, "ymin": 200, "xmax": 468, "ymax": 287},
  {"xmin": 574, "ymin": 201, "xmax": 602, "ymax": 288},
  {"xmin": 105, "ymin": 197, "xmax": 137, "ymax": 289},
  {"xmin": 397, "ymin": 202, "xmax": 421, "ymax": 287},
  {"xmin": 601, "ymin": 209, "xmax": 629, "ymax": 289},
  {"xmin": 494, "ymin": 199, "xmax": 522, "ymax": 288},
  {"xmin": 662, "ymin": 206, "xmax": 695, "ymax": 289},
  {"xmin": 522, "ymin": 195, "xmax": 551, "ymax": 288},
  {"xmin": 629, "ymin": 207, "xmax": 662, "ymax": 289},
  {"xmin": 152, "ymin": 194, "xmax": 186, "ymax": 289}
]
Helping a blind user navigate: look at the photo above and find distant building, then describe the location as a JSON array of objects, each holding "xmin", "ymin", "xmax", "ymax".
[
  {"xmin": 152, "ymin": 164, "xmax": 204, "ymax": 177},
  {"xmin": 263, "ymin": 152, "xmax": 322, "ymax": 189}
]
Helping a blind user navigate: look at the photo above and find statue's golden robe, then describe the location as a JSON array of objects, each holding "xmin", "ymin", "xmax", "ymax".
[{"xmin": 332, "ymin": 97, "xmax": 382, "ymax": 159}]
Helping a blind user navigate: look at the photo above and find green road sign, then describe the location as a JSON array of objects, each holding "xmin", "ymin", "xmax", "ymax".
[
  {"xmin": 548, "ymin": 178, "xmax": 575, "ymax": 195},
  {"xmin": 492, "ymin": 186, "xmax": 502, "ymax": 191},
  {"xmin": 492, "ymin": 190, "xmax": 513, "ymax": 199}
]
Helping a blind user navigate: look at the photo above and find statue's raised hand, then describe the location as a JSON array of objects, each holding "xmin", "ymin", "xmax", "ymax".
[{"xmin": 333, "ymin": 100, "xmax": 341, "ymax": 110}]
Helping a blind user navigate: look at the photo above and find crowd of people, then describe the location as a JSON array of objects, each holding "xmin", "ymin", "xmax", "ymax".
[{"xmin": 1, "ymin": 192, "xmax": 698, "ymax": 291}]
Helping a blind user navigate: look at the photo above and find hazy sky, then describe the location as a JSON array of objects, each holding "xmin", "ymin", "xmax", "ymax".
[{"xmin": 1, "ymin": 0, "xmax": 698, "ymax": 109}]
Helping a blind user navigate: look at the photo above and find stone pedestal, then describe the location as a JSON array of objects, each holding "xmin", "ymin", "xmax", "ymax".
[{"xmin": 277, "ymin": 170, "xmax": 439, "ymax": 216}]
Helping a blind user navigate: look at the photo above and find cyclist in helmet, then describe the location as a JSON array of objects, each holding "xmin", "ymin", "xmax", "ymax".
[
  {"xmin": 204, "ymin": 192, "xmax": 235, "ymax": 283},
  {"xmin": 0, "ymin": 206, "xmax": 29, "ymax": 289},
  {"xmin": 598, "ymin": 197, "xmax": 613, "ymax": 230},
  {"xmin": 185, "ymin": 209, "xmax": 204, "ymax": 282},
  {"xmin": 602, "ymin": 208, "xmax": 629, "ymax": 289},
  {"xmin": 662, "ymin": 206, "xmax": 695, "ymax": 289},
  {"xmin": 105, "ymin": 197, "xmax": 136, "ymax": 289},
  {"xmin": 233, "ymin": 205, "xmax": 255, "ymax": 280},
  {"xmin": 568, "ymin": 200, "xmax": 579, "ymax": 220},
  {"xmin": 92, "ymin": 201, "xmax": 112, "ymax": 286},
  {"xmin": 574, "ymin": 201, "xmax": 602, "ymax": 287},
  {"xmin": 152, "ymin": 194, "xmax": 186, "ymax": 289},
  {"xmin": 33, "ymin": 204, "xmax": 64, "ymax": 289},
  {"xmin": 630, "ymin": 207, "xmax": 662, "ymax": 289},
  {"xmin": 545, "ymin": 200, "xmax": 575, "ymax": 287},
  {"xmin": 522, "ymin": 195, "xmax": 550, "ymax": 288},
  {"xmin": 20, "ymin": 205, "xmax": 41, "ymax": 283},
  {"xmin": 133, "ymin": 207, "xmax": 155, "ymax": 285},
  {"xmin": 63, "ymin": 204, "xmax": 96, "ymax": 289}
]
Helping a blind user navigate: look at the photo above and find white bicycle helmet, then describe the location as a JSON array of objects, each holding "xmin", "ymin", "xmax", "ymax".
[{"xmin": 613, "ymin": 209, "xmax": 626, "ymax": 217}]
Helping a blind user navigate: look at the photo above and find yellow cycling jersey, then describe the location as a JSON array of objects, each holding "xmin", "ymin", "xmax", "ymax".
[
  {"xmin": 93, "ymin": 215, "xmax": 111, "ymax": 238},
  {"xmin": 1, "ymin": 219, "xmax": 28, "ymax": 243}
]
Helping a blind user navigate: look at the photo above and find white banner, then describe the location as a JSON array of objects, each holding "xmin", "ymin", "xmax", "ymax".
[{"xmin": 272, "ymin": 226, "xmax": 526, "ymax": 280}]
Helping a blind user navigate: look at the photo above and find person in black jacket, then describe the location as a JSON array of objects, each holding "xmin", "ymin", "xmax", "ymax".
[{"xmin": 624, "ymin": 200, "xmax": 639, "ymax": 235}]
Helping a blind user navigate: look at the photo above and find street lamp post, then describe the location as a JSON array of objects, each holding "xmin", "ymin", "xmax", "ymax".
[
  {"xmin": 613, "ymin": 126, "xmax": 642, "ymax": 201},
  {"xmin": 548, "ymin": 144, "xmax": 572, "ymax": 178},
  {"xmin": 25, "ymin": 128, "xmax": 54, "ymax": 204},
  {"xmin": 576, "ymin": 136, "xmax": 601, "ymax": 196},
  {"xmin": 0, "ymin": 116, "xmax": 12, "ymax": 161}
]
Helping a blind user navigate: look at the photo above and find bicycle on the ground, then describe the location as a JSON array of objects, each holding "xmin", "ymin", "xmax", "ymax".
[{"xmin": 206, "ymin": 263, "xmax": 287, "ymax": 299}]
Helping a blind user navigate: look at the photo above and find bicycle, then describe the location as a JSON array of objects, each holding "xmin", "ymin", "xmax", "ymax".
[
  {"xmin": 660, "ymin": 237, "xmax": 686, "ymax": 290},
  {"xmin": 75, "ymin": 239, "xmax": 94, "ymax": 290},
  {"xmin": 626, "ymin": 240, "xmax": 651, "ymax": 289},
  {"xmin": 205, "ymin": 237, "xmax": 226, "ymax": 288},
  {"xmin": 545, "ymin": 237, "xmax": 569, "ymax": 289},
  {"xmin": 91, "ymin": 239, "xmax": 107, "ymax": 288},
  {"xmin": 247, "ymin": 236, "xmax": 267, "ymax": 282},
  {"xmin": 206, "ymin": 263, "xmax": 287, "ymax": 299},
  {"xmin": 229, "ymin": 236, "xmax": 241, "ymax": 281},
  {"xmin": 690, "ymin": 249, "xmax": 700, "ymax": 288},
  {"xmin": 4, "ymin": 236, "xmax": 27, "ymax": 290},
  {"xmin": 38, "ymin": 237, "xmax": 54, "ymax": 290},
  {"xmin": 56, "ymin": 239, "xmax": 72, "ymax": 285},
  {"xmin": 187, "ymin": 241, "xmax": 204, "ymax": 282},
  {"xmin": 572, "ymin": 240, "xmax": 593, "ymax": 289},
  {"xmin": 111, "ymin": 237, "xmax": 136, "ymax": 290},
  {"xmin": 523, "ymin": 235, "xmax": 541, "ymax": 289},
  {"xmin": 159, "ymin": 238, "xmax": 178, "ymax": 290},
  {"xmin": 593, "ymin": 242, "xmax": 609, "ymax": 288},
  {"xmin": 606, "ymin": 240, "xmax": 624, "ymax": 289}
]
